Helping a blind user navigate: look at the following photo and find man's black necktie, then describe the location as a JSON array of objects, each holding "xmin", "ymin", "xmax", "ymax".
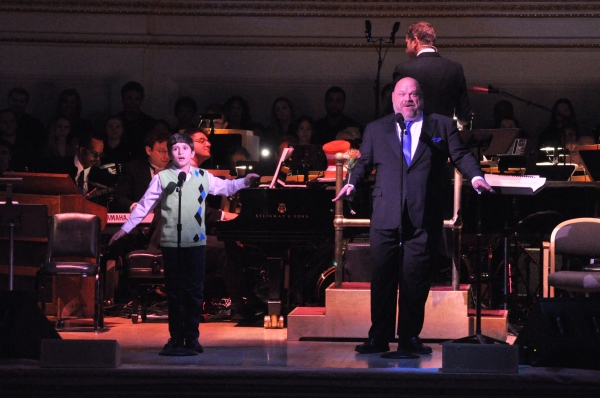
[{"xmin": 77, "ymin": 171, "xmax": 85, "ymax": 192}]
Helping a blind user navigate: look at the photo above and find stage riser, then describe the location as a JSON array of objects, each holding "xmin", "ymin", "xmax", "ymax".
[{"xmin": 288, "ymin": 283, "xmax": 507, "ymax": 341}]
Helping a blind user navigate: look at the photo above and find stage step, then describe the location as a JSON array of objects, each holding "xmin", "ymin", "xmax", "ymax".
[{"xmin": 287, "ymin": 283, "xmax": 507, "ymax": 341}]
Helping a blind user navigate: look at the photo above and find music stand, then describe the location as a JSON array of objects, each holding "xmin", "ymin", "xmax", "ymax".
[
  {"xmin": 460, "ymin": 129, "xmax": 520, "ymax": 161},
  {"xmin": 0, "ymin": 177, "xmax": 48, "ymax": 290},
  {"xmin": 233, "ymin": 160, "xmax": 259, "ymax": 178},
  {"xmin": 579, "ymin": 149, "xmax": 600, "ymax": 181},
  {"xmin": 533, "ymin": 163, "xmax": 577, "ymax": 181},
  {"xmin": 442, "ymin": 191, "xmax": 519, "ymax": 374}
]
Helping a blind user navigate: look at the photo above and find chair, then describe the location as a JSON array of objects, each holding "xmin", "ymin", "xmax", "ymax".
[
  {"xmin": 125, "ymin": 250, "xmax": 164, "ymax": 323},
  {"xmin": 37, "ymin": 213, "xmax": 103, "ymax": 332},
  {"xmin": 542, "ymin": 217, "xmax": 600, "ymax": 297}
]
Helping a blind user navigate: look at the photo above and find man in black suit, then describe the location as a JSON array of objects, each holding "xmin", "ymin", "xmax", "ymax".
[
  {"xmin": 334, "ymin": 77, "xmax": 492, "ymax": 358},
  {"xmin": 392, "ymin": 22, "xmax": 472, "ymax": 127},
  {"xmin": 118, "ymin": 81, "xmax": 157, "ymax": 159},
  {"xmin": 313, "ymin": 86, "xmax": 362, "ymax": 146},
  {"xmin": 111, "ymin": 129, "xmax": 172, "ymax": 213},
  {"xmin": 66, "ymin": 131, "xmax": 115, "ymax": 205}
]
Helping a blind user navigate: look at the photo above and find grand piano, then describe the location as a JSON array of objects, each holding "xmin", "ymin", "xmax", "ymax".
[{"xmin": 215, "ymin": 186, "xmax": 336, "ymax": 316}]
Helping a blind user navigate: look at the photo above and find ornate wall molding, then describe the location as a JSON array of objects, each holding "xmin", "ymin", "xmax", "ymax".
[
  {"xmin": 2, "ymin": 37, "xmax": 600, "ymax": 50},
  {"xmin": 1, "ymin": 1, "xmax": 600, "ymax": 18}
]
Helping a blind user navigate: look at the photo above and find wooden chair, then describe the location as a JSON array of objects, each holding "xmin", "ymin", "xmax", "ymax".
[
  {"xmin": 37, "ymin": 213, "xmax": 103, "ymax": 332},
  {"xmin": 125, "ymin": 250, "xmax": 164, "ymax": 323}
]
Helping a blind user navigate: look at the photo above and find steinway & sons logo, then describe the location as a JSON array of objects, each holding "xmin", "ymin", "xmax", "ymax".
[{"xmin": 255, "ymin": 203, "xmax": 309, "ymax": 219}]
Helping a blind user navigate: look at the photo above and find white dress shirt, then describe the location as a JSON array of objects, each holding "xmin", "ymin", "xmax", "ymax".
[{"xmin": 122, "ymin": 166, "xmax": 247, "ymax": 233}]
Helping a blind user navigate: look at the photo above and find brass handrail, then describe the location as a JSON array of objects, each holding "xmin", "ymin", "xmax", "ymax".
[{"xmin": 333, "ymin": 153, "xmax": 463, "ymax": 290}]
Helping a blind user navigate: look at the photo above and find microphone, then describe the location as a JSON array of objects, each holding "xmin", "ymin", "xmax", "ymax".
[
  {"xmin": 390, "ymin": 22, "xmax": 400, "ymax": 44},
  {"xmin": 176, "ymin": 171, "xmax": 186, "ymax": 191},
  {"xmin": 99, "ymin": 163, "xmax": 116, "ymax": 170},
  {"xmin": 365, "ymin": 20, "xmax": 372, "ymax": 42},
  {"xmin": 395, "ymin": 113, "xmax": 407, "ymax": 135}
]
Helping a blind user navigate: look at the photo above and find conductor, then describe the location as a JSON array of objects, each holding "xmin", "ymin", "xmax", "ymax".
[{"xmin": 334, "ymin": 77, "xmax": 493, "ymax": 358}]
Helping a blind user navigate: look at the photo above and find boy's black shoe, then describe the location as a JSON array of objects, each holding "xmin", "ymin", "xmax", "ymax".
[
  {"xmin": 159, "ymin": 338, "xmax": 197, "ymax": 356},
  {"xmin": 185, "ymin": 339, "xmax": 204, "ymax": 353}
]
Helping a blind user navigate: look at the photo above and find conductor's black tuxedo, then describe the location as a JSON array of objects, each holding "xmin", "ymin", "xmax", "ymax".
[
  {"xmin": 349, "ymin": 112, "xmax": 482, "ymax": 343},
  {"xmin": 393, "ymin": 52, "xmax": 472, "ymax": 124}
]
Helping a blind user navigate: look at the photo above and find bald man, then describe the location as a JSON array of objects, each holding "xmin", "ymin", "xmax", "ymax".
[{"xmin": 334, "ymin": 77, "xmax": 491, "ymax": 358}]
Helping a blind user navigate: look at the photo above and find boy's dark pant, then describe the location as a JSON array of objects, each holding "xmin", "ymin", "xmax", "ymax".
[{"xmin": 162, "ymin": 245, "xmax": 206, "ymax": 342}]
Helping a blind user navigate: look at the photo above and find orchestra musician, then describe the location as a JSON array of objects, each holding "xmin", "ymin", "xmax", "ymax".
[
  {"xmin": 334, "ymin": 77, "xmax": 493, "ymax": 358},
  {"xmin": 61, "ymin": 130, "xmax": 115, "ymax": 205},
  {"xmin": 111, "ymin": 128, "xmax": 172, "ymax": 213}
]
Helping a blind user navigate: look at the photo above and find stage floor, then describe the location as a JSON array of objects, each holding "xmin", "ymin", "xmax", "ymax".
[{"xmin": 1, "ymin": 317, "xmax": 600, "ymax": 397}]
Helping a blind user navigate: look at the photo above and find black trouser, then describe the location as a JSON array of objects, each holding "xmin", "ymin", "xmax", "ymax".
[
  {"xmin": 162, "ymin": 245, "xmax": 206, "ymax": 342},
  {"xmin": 368, "ymin": 217, "xmax": 438, "ymax": 343}
]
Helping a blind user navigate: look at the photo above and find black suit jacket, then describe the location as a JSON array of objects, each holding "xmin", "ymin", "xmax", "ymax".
[
  {"xmin": 393, "ymin": 52, "xmax": 472, "ymax": 124},
  {"xmin": 66, "ymin": 162, "xmax": 116, "ymax": 206},
  {"xmin": 349, "ymin": 112, "xmax": 482, "ymax": 231},
  {"xmin": 112, "ymin": 158, "xmax": 153, "ymax": 212}
]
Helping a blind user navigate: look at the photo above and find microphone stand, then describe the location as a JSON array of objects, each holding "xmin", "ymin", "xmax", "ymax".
[
  {"xmin": 162, "ymin": 178, "xmax": 196, "ymax": 356},
  {"xmin": 365, "ymin": 21, "xmax": 400, "ymax": 119},
  {"xmin": 0, "ymin": 177, "xmax": 23, "ymax": 291},
  {"xmin": 487, "ymin": 85, "xmax": 552, "ymax": 114},
  {"xmin": 481, "ymin": 85, "xmax": 597, "ymax": 139}
]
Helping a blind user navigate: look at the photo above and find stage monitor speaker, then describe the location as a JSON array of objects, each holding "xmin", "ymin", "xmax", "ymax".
[
  {"xmin": 514, "ymin": 297, "xmax": 600, "ymax": 370},
  {"xmin": 0, "ymin": 290, "xmax": 61, "ymax": 360},
  {"xmin": 41, "ymin": 339, "xmax": 121, "ymax": 368},
  {"xmin": 344, "ymin": 242, "xmax": 371, "ymax": 282}
]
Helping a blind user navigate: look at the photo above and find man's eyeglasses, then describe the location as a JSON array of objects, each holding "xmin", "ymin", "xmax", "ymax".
[
  {"xmin": 86, "ymin": 148, "xmax": 104, "ymax": 159},
  {"xmin": 154, "ymin": 149, "xmax": 168, "ymax": 155},
  {"xmin": 193, "ymin": 138, "xmax": 210, "ymax": 145}
]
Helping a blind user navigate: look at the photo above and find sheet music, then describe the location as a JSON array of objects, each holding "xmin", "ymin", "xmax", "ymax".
[
  {"xmin": 484, "ymin": 173, "xmax": 546, "ymax": 193},
  {"xmin": 269, "ymin": 147, "xmax": 295, "ymax": 189}
]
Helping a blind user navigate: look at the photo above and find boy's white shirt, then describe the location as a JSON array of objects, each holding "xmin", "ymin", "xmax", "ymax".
[{"xmin": 121, "ymin": 165, "xmax": 246, "ymax": 233}]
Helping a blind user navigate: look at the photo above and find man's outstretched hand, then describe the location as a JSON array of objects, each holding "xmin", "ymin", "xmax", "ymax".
[
  {"xmin": 332, "ymin": 184, "xmax": 355, "ymax": 202},
  {"xmin": 244, "ymin": 173, "xmax": 260, "ymax": 187},
  {"xmin": 473, "ymin": 178, "xmax": 495, "ymax": 194}
]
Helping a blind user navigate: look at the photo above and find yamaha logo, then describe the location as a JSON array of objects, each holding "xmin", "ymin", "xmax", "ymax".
[{"xmin": 277, "ymin": 203, "xmax": 287, "ymax": 214}]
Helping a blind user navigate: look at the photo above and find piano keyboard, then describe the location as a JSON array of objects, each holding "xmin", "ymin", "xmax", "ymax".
[{"xmin": 106, "ymin": 213, "xmax": 154, "ymax": 224}]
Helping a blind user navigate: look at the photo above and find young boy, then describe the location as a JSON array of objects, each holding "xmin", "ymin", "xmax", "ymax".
[{"xmin": 109, "ymin": 133, "xmax": 257, "ymax": 355}]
